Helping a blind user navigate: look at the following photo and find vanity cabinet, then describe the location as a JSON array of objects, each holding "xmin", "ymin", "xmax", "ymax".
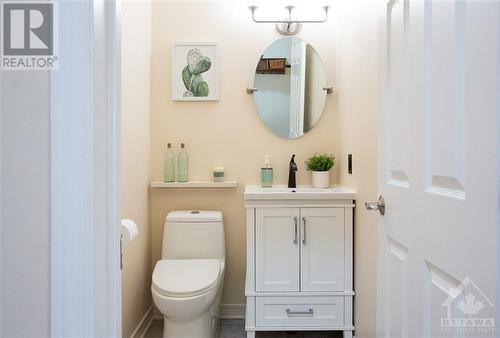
[
  {"xmin": 244, "ymin": 186, "xmax": 355, "ymax": 338},
  {"xmin": 255, "ymin": 207, "xmax": 345, "ymax": 293}
]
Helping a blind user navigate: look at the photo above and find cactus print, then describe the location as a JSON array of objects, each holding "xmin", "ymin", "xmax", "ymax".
[{"xmin": 182, "ymin": 48, "xmax": 211, "ymax": 97}]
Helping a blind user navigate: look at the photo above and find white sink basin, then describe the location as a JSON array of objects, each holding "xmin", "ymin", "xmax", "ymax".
[{"xmin": 244, "ymin": 185, "xmax": 355, "ymax": 200}]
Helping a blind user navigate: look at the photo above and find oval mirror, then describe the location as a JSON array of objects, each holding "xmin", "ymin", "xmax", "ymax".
[{"xmin": 253, "ymin": 37, "xmax": 327, "ymax": 139}]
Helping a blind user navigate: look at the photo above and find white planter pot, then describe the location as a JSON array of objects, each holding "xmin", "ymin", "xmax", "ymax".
[{"xmin": 312, "ymin": 171, "xmax": 330, "ymax": 188}]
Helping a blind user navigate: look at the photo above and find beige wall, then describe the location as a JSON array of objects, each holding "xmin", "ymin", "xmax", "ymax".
[
  {"xmin": 150, "ymin": 0, "xmax": 338, "ymax": 306},
  {"xmin": 335, "ymin": 1, "xmax": 381, "ymax": 337},
  {"xmin": 121, "ymin": 1, "xmax": 152, "ymax": 337}
]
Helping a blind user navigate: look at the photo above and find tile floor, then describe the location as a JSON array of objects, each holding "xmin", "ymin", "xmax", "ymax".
[{"xmin": 144, "ymin": 319, "xmax": 343, "ymax": 338}]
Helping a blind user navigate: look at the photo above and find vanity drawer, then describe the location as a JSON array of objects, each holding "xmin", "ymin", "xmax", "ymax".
[{"xmin": 255, "ymin": 296, "xmax": 344, "ymax": 327}]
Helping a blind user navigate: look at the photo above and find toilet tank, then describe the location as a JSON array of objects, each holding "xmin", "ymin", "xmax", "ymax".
[{"xmin": 162, "ymin": 210, "xmax": 225, "ymax": 260}]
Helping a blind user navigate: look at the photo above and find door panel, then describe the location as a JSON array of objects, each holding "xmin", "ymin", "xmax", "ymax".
[
  {"xmin": 300, "ymin": 208, "xmax": 345, "ymax": 292},
  {"xmin": 387, "ymin": 0, "xmax": 411, "ymax": 188},
  {"xmin": 426, "ymin": 0, "xmax": 466, "ymax": 198},
  {"xmin": 385, "ymin": 237, "xmax": 409, "ymax": 338},
  {"xmin": 379, "ymin": 1, "xmax": 498, "ymax": 337},
  {"xmin": 256, "ymin": 208, "xmax": 300, "ymax": 291}
]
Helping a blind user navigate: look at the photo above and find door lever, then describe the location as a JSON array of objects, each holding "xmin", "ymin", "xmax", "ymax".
[{"xmin": 365, "ymin": 195, "xmax": 385, "ymax": 215}]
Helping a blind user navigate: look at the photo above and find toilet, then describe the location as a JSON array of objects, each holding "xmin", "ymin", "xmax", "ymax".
[{"xmin": 151, "ymin": 210, "xmax": 225, "ymax": 338}]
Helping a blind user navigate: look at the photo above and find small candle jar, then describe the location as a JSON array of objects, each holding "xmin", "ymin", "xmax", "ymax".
[{"xmin": 213, "ymin": 166, "xmax": 225, "ymax": 182}]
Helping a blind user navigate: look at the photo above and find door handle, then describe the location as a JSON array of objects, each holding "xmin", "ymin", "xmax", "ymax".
[
  {"xmin": 302, "ymin": 217, "xmax": 307, "ymax": 244},
  {"xmin": 365, "ymin": 195, "xmax": 385, "ymax": 215},
  {"xmin": 293, "ymin": 216, "xmax": 298, "ymax": 244}
]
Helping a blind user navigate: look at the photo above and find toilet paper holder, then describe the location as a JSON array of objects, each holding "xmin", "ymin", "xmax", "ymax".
[
  {"xmin": 121, "ymin": 219, "xmax": 139, "ymax": 245},
  {"xmin": 120, "ymin": 219, "xmax": 139, "ymax": 269}
]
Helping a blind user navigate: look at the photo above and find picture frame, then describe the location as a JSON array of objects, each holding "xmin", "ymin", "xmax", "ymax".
[{"xmin": 171, "ymin": 42, "xmax": 220, "ymax": 101}]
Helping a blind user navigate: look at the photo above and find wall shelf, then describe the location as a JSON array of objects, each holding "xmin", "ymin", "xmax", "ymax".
[{"xmin": 151, "ymin": 181, "xmax": 238, "ymax": 188}]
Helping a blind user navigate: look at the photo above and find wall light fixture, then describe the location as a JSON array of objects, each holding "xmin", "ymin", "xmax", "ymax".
[{"xmin": 249, "ymin": 5, "xmax": 330, "ymax": 36}]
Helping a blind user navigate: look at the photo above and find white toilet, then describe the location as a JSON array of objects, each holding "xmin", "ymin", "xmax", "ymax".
[{"xmin": 151, "ymin": 210, "xmax": 225, "ymax": 338}]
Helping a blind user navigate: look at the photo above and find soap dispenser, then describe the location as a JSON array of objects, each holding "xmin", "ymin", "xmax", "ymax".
[{"xmin": 261, "ymin": 154, "xmax": 273, "ymax": 188}]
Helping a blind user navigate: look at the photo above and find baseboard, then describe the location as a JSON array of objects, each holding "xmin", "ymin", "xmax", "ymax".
[
  {"xmin": 219, "ymin": 303, "xmax": 246, "ymax": 319},
  {"xmin": 130, "ymin": 305, "xmax": 154, "ymax": 338},
  {"xmin": 149, "ymin": 303, "xmax": 245, "ymax": 322},
  {"xmin": 152, "ymin": 306, "xmax": 162, "ymax": 319}
]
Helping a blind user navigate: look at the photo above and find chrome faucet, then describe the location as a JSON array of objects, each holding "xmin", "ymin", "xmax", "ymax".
[{"xmin": 288, "ymin": 154, "xmax": 297, "ymax": 188}]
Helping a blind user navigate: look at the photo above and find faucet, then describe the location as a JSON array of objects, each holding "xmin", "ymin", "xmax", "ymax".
[{"xmin": 288, "ymin": 154, "xmax": 297, "ymax": 188}]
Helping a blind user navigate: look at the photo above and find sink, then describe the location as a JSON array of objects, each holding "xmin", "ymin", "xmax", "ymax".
[{"xmin": 244, "ymin": 185, "xmax": 355, "ymax": 200}]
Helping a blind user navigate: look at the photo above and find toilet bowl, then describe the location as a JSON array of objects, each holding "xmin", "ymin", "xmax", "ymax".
[{"xmin": 152, "ymin": 211, "xmax": 225, "ymax": 338}]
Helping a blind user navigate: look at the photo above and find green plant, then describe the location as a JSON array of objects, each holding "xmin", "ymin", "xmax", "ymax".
[
  {"xmin": 305, "ymin": 153, "xmax": 335, "ymax": 171},
  {"xmin": 182, "ymin": 48, "xmax": 212, "ymax": 97}
]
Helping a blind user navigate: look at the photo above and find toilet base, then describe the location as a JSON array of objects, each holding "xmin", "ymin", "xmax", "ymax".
[{"xmin": 162, "ymin": 310, "xmax": 218, "ymax": 338}]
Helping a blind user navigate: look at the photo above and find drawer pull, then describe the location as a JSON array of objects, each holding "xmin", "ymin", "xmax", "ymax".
[{"xmin": 286, "ymin": 308, "xmax": 314, "ymax": 316}]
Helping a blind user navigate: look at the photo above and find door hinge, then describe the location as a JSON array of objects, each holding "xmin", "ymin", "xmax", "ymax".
[{"xmin": 120, "ymin": 234, "xmax": 123, "ymax": 270}]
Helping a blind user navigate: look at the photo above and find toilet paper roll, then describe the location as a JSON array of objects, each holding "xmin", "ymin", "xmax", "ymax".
[{"xmin": 121, "ymin": 219, "xmax": 138, "ymax": 245}]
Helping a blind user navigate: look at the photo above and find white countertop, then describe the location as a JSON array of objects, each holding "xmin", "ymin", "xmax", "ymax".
[{"xmin": 244, "ymin": 185, "xmax": 356, "ymax": 200}]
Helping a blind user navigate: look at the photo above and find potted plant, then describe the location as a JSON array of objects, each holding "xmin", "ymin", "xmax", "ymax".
[{"xmin": 305, "ymin": 153, "xmax": 335, "ymax": 188}]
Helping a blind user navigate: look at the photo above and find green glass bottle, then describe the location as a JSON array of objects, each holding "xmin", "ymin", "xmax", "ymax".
[
  {"xmin": 177, "ymin": 143, "xmax": 189, "ymax": 182},
  {"xmin": 163, "ymin": 143, "xmax": 175, "ymax": 182}
]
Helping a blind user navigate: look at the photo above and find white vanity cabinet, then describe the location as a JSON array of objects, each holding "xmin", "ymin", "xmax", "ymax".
[{"xmin": 244, "ymin": 186, "xmax": 355, "ymax": 338}]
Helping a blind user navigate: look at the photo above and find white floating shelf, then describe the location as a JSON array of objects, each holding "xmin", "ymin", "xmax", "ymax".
[{"xmin": 151, "ymin": 181, "xmax": 238, "ymax": 188}]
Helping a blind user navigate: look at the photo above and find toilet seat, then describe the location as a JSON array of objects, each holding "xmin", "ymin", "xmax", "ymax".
[{"xmin": 152, "ymin": 259, "xmax": 222, "ymax": 298}]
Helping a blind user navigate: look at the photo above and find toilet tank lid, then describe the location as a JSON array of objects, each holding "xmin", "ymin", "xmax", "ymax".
[{"xmin": 166, "ymin": 210, "xmax": 223, "ymax": 223}]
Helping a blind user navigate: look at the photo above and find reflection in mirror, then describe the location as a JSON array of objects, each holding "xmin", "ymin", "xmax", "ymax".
[{"xmin": 253, "ymin": 37, "xmax": 327, "ymax": 139}]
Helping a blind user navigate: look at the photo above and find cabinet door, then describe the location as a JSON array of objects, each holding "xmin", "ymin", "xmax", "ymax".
[
  {"xmin": 256, "ymin": 208, "xmax": 300, "ymax": 291},
  {"xmin": 300, "ymin": 208, "xmax": 345, "ymax": 291}
]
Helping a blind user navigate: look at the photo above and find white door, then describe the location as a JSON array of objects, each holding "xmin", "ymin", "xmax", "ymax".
[
  {"xmin": 377, "ymin": 1, "xmax": 498, "ymax": 337},
  {"xmin": 255, "ymin": 208, "xmax": 300, "ymax": 291},
  {"xmin": 300, "ymin": 208, "xmax": 345, "ymax": 291}
]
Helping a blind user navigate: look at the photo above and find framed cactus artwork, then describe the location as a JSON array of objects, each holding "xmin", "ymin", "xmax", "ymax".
[{"xmin": 171, "ymin": 42, "xmax": 220, "ymax": 101}]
